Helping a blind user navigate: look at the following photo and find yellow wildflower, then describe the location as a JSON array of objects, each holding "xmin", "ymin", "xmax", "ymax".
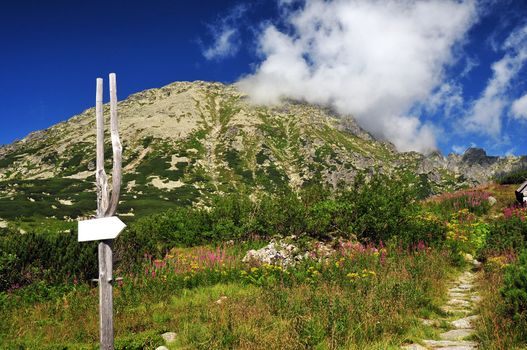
[{"xmin": 346, "ymin": 272, "xmax": 359, "ymax": 279}]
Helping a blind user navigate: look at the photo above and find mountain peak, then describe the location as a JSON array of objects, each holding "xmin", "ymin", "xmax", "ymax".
[{"xmin": 0, "ymin": 80, "xmax": 526, "ymax": 222}]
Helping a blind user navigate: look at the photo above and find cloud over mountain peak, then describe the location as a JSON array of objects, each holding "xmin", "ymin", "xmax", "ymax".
[{"xmin": 237, "ymin": 0, "xmax": 478, "ymax": 153}]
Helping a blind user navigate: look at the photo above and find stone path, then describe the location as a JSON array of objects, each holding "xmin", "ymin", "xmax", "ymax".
[{"xmin": 402, "ymin": 267, "xmax": 480, "ymax": 350}]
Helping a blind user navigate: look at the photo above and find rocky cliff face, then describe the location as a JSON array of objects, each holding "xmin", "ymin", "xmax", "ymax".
[
  {"xmin": 0, "ymin": 81, "xmax": 523, "ymax": 222},
  {"xmin": 419, "ymin": 148, "xmax": 527, "ymax": 185}
]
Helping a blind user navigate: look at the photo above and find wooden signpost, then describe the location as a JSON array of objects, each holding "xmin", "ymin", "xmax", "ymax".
[{"xmin": 78, "ymin": 73, "xmax": 124, "ymax": 350}]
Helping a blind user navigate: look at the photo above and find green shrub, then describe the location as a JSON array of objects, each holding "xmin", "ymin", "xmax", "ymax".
[
  {"xmin": 0, "ymin": 229, "xmax": 98, "ymax": 291},
  {"xmin": 115, "ymin": 207, "xmax": 209, "ymax": 268},
  {"xmin": 482, "ymin": 206, "xmax": 527, "ymax": 258},
  {"xmin": 306, "ymin": 200, "xmax": 352, "ymax": 239},
  {"xmin": 501, "ymin": 250, "xmax": 527, "ymax": 320},
  {"xmin": 0, "ymin": 250, "xmax": 18, "ymax": 292},
  {"xmin": 250, "ymin": 192, "xmax": 306, "ymax": 237},
  {"xmin": 496, "ymin": 168, "xmax": 527, "ymax": 185},
  {"xmin": 407, "ymin": 211, "xmax": 447, "ymax": 246},
  {"xmin": 483, "ymin": 217, "xmax": 526, "ymax": 258},
  {"xmin": 116, "ymin": 171, "xmax": 437, "ymax": 269},
  {"xmin": 340, "ymin": 173, "xmax": 421, "ymax": 243}
]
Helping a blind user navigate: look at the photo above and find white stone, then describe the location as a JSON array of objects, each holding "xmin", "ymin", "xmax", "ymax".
[
  {"xmin": 161, "ymin": 332, "xmax": 177, "ymax": 343},
  {"xmin": 448, "ymin": 299, "xmax": 471, "ymax": 307},
  {"xmin": 471, "ymin": 295, "xmax": 482, "ymax": 303},
  {"xmin": 449, "ymin": 292, "xmax": 470, "ymax": 299},
  {"xmin": 420, "ymin": 318, "xmax": 441, "ymax": 327},
  {"xmin": 64, "ymin": 170, "xmax": 93, "ymax": 179},
  {"xmin": 488, "ymin": 196, "xmax": 497, "ymax": 206},
  {"xmin": 451, "ymin": 315, "xmax": 479, "ymax": 329},
  {"xmin": 242, "ymin": 240, "xmax": 306, "ymax": 267},
  {"xmin": 401, "ymin": 344, "xmax": 427, "ymax": 350},
  {"xmin": 423, "ymin": 339, "xmax": 478, "ymax": 349},
  {"xmin": 457, "ymin": 283, "xmax": 473, "ymax": 290},
  {"xmin": 215, "ymin": 296, "xmax": 228, "ymax": 305},
  {"xmin": 440, "ymin": 328, "xmax": 475, "ymax": 340}
]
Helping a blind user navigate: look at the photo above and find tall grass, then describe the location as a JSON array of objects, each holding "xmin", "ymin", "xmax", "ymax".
[
  {"xmin": 477, "ymin": 266, "xmax": 527, "ymax": 349},
  {"xmin": 427, "ymin": 189, "xmax": 492, "ymax": 218},
  {"xmin": 1, "ymin": 243, "xmax": 456, "ymax": 349}
]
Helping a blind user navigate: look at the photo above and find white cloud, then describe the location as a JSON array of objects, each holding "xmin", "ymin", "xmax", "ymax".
[
  {"xmin": 203, "ymin": 29, "xmax": 239, "ymax": 60},
  {"xmin": 462, "ymin": 24, "xmax": 527, "ymax": 135},
  {"xmin": 460, "ymin": 56, "xmax": 479, "ymax": 78},
  {"xmin": 423, "ymin": 82, "xmax": 464, "ymax": 119},
  {"xmin": 202, "ymin": 5, "xmax": 247, "ymax": 60},
  {"xmin": 237, "ymin": 0, "xmax": 478, "ymax": 153},
  {"xmin": 512, "ymin": 93, "xmax": 527, "ymax": 119}
]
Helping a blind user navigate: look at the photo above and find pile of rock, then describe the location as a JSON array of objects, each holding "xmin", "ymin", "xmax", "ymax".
[
  {"xmin": 242, "ymin": 240, "xmax": 306, "ymax": 267},
  {"xmin": 242, "ymin": 238, "xmax": 337, "ymax": 267}
]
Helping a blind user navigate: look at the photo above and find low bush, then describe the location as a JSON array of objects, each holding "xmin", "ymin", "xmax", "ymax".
[
  {"xmin": 495, "ymin": 168, "xmax": 527, "ymax": 185},
  {"xmin": 501, "ymin": 250, "xmax": 527, "ymax": 320},
  {"xmin": 3, "ymin": 171, "xmax": 452, "ymax": 293},
  {"xmin": 478, "ymin": 266, "xmax": 527, "ymax": 349},
  {"xmin": 116, "ymin": 172, "xmax": 431, "ymax": 269},
  {"xmin": 482, "ymin": 205, "xmax": 527, "ymax": 259},
  {"xmin": 0, "ymin": 229, "xmax": 97, "ymax": 292},
  {"xmin": 339, "ymin": 173, "xmax": 421, "ymax": 243}
]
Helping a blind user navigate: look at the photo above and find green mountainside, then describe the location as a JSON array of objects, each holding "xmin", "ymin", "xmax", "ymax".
[{"xmin": 0, "ymin": 81, "xmax": 525, "ymax": 228}]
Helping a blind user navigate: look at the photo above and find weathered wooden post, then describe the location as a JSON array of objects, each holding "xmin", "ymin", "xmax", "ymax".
[{"xmin": 78, "ymin": 73, "xmax": 126, "ymax": 350}]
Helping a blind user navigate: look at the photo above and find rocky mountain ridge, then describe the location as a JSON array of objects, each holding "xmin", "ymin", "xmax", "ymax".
[{"xmin": 0, "ymin": 81, "xmax": 525, "ymax": 224}]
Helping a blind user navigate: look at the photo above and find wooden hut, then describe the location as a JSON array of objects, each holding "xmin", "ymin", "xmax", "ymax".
[{"xmin": 515, "ymin": 180, "xmax": 527, "ymax": 203}]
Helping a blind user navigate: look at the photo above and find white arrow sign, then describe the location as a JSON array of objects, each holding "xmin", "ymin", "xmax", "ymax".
[{"xmin": 78, "ymin": 216, "xmax": 126, "ymax": 242}]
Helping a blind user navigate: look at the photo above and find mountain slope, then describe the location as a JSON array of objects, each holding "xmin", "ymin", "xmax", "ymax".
[{"xmin": 0, "ymin": 81, "xmax": 525, "ymax": 225}]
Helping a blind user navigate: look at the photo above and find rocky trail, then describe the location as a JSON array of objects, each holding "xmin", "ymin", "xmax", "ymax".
[{"xmin": 403, "ymin": 263, "xmax": 481, "ymax": 350}]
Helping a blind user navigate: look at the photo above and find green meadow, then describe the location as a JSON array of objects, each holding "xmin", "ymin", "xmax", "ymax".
[{"xmin": 1, "ymin": 173, "xmax": 527, "ymax": 349}]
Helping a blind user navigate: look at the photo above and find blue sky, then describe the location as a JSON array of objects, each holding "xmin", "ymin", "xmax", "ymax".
[{"xmin": 1, "ymin": 0, "xmax": 526, "ymax": 156}]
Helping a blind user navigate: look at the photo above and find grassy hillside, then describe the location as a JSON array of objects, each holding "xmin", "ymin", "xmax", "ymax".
[
  {"xmin": 3, "ymin": 173, "xmax": 527, "ymax": 349},
  {"xmin": 4, "ymin": 81, "xmax": 523, "ymax": 231}
]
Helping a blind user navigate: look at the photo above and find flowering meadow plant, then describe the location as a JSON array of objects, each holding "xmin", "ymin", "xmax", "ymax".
[
  {"xmin": 503, "ymin": 204, "xmax": 527, "ymax": 221},
  {"xmin": 134, "ymin": 246, "xmax": 240, "ymax": 290},
  {"xmin": 127, "ymin": 238, "xmax": 445, "ymax": 295},
  {"xmin": 483, "ymin": 205, "xmax": 527, "ymax": 256},
  {"xmin": 445, "ymin": 208, "xmax": 489, "ymax": 257},
  {"xmin": 428, "ymin": 189, "xmax": 492, "ymax": 217}
]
